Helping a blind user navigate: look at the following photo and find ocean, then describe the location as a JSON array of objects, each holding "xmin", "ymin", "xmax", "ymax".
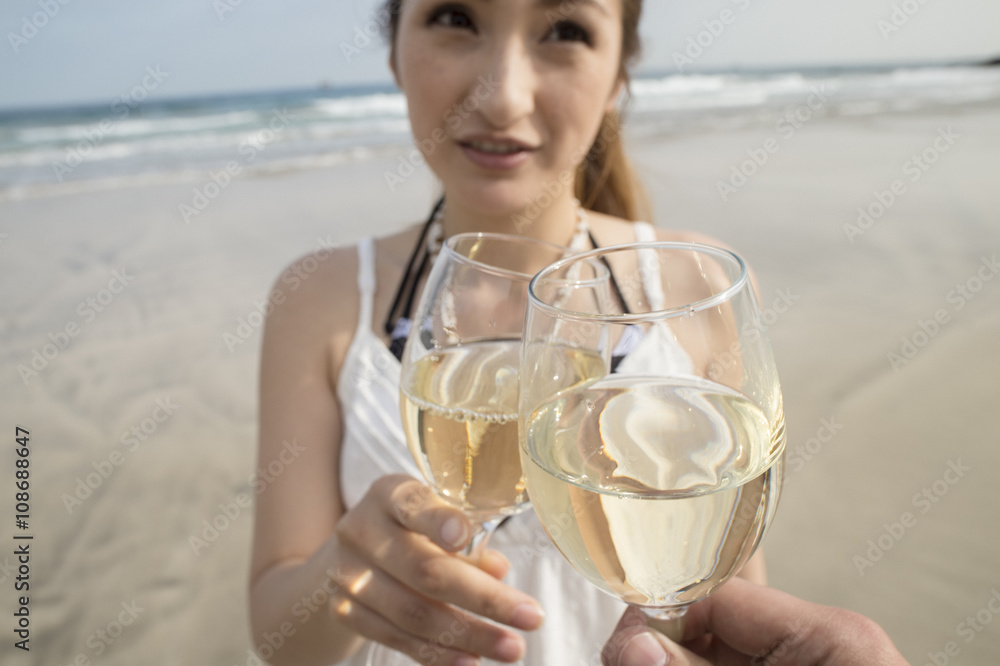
[{"xmin": 2, "ymin": 64, "xmax": 999, "ymax": 201}]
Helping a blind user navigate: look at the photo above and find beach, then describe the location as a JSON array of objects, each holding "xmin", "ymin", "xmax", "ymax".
[{"xmin": 1, "ymin": 88, "xmax": 999, "ymax": 665}]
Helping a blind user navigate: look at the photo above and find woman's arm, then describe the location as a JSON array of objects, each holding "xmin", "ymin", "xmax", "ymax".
[
  {"xmin": 249, "ymin": 248, "xmax": 364, "ymax": 665},
  {"xmin": 248, "ymin": 247, "xmax": 543, "ymax": 666}
]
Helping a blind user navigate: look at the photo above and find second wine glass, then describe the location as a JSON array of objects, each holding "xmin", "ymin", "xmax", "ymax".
[{"xmin": 519, "ymin": 242, "xmax": 787, "ymax": 635}]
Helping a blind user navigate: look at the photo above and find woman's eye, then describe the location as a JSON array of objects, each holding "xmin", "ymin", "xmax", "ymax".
[
  {"xmin": 546, "ymin": 20, "xmax": 591, "ymax": 44},
  {"xmin": 429, "ymin": 7, "xmax": 476, "ymax": 31}
]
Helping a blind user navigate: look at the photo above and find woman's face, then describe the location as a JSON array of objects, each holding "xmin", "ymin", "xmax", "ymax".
[{"xmin": 392, "ymin": 0, "xmax": 624, "ymax": 217}]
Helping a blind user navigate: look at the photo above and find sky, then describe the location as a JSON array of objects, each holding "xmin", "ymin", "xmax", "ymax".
[{"xmin": 1, "ymin": 0, "xmax": 998, "ymax": 111}]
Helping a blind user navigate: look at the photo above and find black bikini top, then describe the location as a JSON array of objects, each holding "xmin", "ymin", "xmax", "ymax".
[{"xmin": 382, "ymin": 197, "xmax": 633, "ymax": 362}]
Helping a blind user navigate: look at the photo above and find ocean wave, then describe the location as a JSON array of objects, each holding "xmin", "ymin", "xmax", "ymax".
[
  {"xmin": 631, "ymin": 73, "xmax": 731, "ymax": 95},
  {"xmin": 0, "ymin": 116, "xmax": 413, "ymax": 178},
  {"xmin": 309, "ymin": 93, "xmax": 407, "ymax": 119},
  {"xmin": 629, "ymin": 66, "xmax": 1000, "ymax": 121},
  {"xmin": 888, "ymin": 66, "xmax": 1000, "ymax": 86},
  {"xmin": 3, "ymin": 66, "xmax": 1000, "ymax": 191},
  {"xmin": 110, "ymin": 110, "xmax": 262, "ymax": 137},
  {"xmin": 0, "ymin": 144, "xmax": 403, "ymax": 203}
]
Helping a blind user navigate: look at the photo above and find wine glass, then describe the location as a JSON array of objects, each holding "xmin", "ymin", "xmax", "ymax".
[
  {"xmin": 368, "ymin": 233, "xmax": 596, "ymax": 665},
  {"xmin": 519, "ymin": 242, "xmax": 786, "ymax": 639},
  {"xmin": 398, "ymin": 232, "xmax": 594, "ymax": 553}
]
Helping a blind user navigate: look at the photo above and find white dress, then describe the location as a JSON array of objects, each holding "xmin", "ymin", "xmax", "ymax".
[{"xmin": 336, "ymin": 223, "xmax": 683, "ymax": 665}]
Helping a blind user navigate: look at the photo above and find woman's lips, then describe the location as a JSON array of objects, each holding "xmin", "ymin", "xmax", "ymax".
[{"xmin": 459, "ymin": 140, "xmax": 535, "ymax": 170}]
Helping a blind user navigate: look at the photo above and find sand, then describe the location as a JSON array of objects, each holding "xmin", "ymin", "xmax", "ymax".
[{"xmin": 1, "ymin": 100, "xmax": 998, "ymax": 665}]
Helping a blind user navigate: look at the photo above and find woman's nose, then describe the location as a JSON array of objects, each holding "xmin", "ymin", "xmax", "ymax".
[{"xmin": 475, "ymin": 42, "xmax": 537, "ymax": 128}]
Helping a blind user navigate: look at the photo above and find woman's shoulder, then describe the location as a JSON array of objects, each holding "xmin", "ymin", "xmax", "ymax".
[
  {"xmin": 268, "ymin": 240, "xmax": 359, "ymax": 326},
  {"xmin": 262, "ymin": 224, "xmax": 423, "ymax": 365},
  {"xmin": 261, "ymin": 243, "xmax": 362, "ymax": 385},
  {"xmin": 588, "ymin": 211, "xmax": 730, "ymax": 249},
  {"xmin": 269, "ymin": 225, "xmax": 421, "ymax": 308},
  {"xmin": 650, "ymin": 226, "xmax": 732, "ymax": 249}
]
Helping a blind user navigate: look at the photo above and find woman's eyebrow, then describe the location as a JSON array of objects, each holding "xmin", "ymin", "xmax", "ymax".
[
  {"xmin": 536, "ymin": 0, "xmax": 611, "ymax": 16},
  {"xmin": 537, "ymin": 0, "xmax": 611, "ymax": 16},
  {"xmin": 464, "ymin": 0, "xmax": 611, "ymax": 17}
]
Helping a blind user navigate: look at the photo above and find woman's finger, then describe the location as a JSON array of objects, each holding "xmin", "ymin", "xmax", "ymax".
[
  {"xmin": 331, "ymin": 589, "xmax": 479, "ymax": 666},
  {"xmin": 375, "ymin": 524, "xmax": 543, "ymax": 630},
  {"xmin": 329, "ymin": 547, "xmax": 526, "ymax": 663},
  {"xmin": 474, "ymin": 548, "xmax": 511, "ymax": 580},
  {"xmin": 380, "ymin": 476, "xmax": 475, "ymax": 552},
  {"xmin": 340, "ymin": 476, "xmax": 544, "ymax": 632}
]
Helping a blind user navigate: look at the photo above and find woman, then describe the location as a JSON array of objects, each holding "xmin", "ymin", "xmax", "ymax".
[{"xmin": 248, "ymin": 0, "xmax": 765, "ymax": 664}]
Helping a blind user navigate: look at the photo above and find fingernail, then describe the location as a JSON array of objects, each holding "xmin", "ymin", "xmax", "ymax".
[
  {"xmin": 510, "ymin": 603, "xmax": 545, "ymax": 630},
  {"xmin": 454, "ymin": 656, "xmax": 480, "ymax": 666},
  {"xmin": 620, "ymin": 632, "xmax": 667, "ymax": 666},
  {"xmin": 494, "ymin": 633, "xmax": 525, "ymax": 661},
  {"xmin": 441, "ymin": 516, "xmax": 468, "ymax": 548}
]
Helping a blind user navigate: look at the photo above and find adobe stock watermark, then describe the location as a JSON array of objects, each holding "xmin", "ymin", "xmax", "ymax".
[
  {"xmin": 511, "ymin": 105, "xmax": 638, "ymax": 232},
  {"xmin": 51, "ymin": 66, "xmax": 170, "ymax": 182},
  {"xmin": 717, "ymin": 84, "xmax": 830, "ymax": 202},
  {"xmin": 414, "ymin": 611, "xmax": 477, "ymax": 664},
  {"xmin": 340, "ymin": 4, "xmax": 397, "ymax": 62},
  {"xmin": 706, "ymin": 287, "xmax": 800, "ymax": 382},
  {"xmin": 853, "ymin": 459, "xmax": 970, "ymax": 576},
  {"xmin": 17, "ymin": 268, "xmax": 135, "ymax": 386},
  {"xmin": 672, "ymin": 0, "xmax": 757, "ymax": 72},
  {"xmin": 388, "ymin": 475, "xmax": 564, "ymax": 575},
  {"xmin": 384, "ymin": 74, "xmax": 501, "ymax": 192},
  {"xmin": 750, "ymin": 617, "xmax": 810, "ymax": 665},
  {"xmin": 511, "ymin": 166, "xmax": 575, "ymax": 233},
  {"xmin": 213, "ymin": 0, "xmax": 251, "ymax": 22},
  {"xmin": 511, "ymin": 118, "xmax": 623, "ymax": 232},
  {"xmin": 544, "ymin": 0, "xmax": 591, "ymax": 22},
  {"xmin": 590, "ymin": 608, "xmax": 656, "ymax": 666},
  {"xmin": 887, "ymin": 254, "xmax": 999, "ymax": 372},
  {"xmin": 7, "ymin": 0, "xmax": 72, "ymax": 54},
  {"xmin": 0, "ymin": 557, "xmax": 16, "ymax": 585},
  {"xmin": 223, "ymin": 235, "xmax": 339, "ymax": 352},
  {"xmin": 785, "ymin": 416, "xmax": 843, "ymax": 478},
  {"xmin": 61, "ymin": 398, "xmax": 180, "ymax": 514},
  {"xmin": 237, "ymin": 566, "xmax": 346, "ymax": 666},
  {"xmin": 844, "ymin": 126, "xmax": 959, "ymax": 243},
  {"xmin": 594, "ymin": 616, "xmax": 806, "ymax": 666},
  {"xmin": 877, "ymin": 0, "xmax": 934, "ymax": 41},
  {"xmin": 189, "ymin": 438, "xmax": 305, "ymax": 556},
  {"xmin": 921, "ymin": 585, "xmax": 1000, "ymax": 666},
  {"xmin": 179, "ymin": 108, "xmax": 294, "ymax": 224},
  {"xmin": 590, "ymin": 608, "xmax": 808, "ymax": 666},
  {"xmin": 55, "ymin": 600, "xmax": 145, "ymax": 665}
]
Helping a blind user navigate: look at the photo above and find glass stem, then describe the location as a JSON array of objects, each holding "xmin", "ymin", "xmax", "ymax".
[
  {"xmin": 640, "ymin": 605, "xmax": 689, "ymax": 643},
  {"xmin": 463, "ymin": 517, "xmax": 502, "ymax": 558}
]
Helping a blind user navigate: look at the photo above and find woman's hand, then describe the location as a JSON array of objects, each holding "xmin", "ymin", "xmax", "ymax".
[
  {"xmin": 601, "ymin": 577, "xmax": 907, "ymax": 666},
  {"xmin": 327, "ymin": 474, "xmax": 545, "ymax": 664}
]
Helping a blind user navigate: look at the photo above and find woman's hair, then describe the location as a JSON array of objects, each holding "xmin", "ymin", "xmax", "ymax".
[{"xmin": 381, "ymin": 0, "xmax": 649, "ymax": 222}]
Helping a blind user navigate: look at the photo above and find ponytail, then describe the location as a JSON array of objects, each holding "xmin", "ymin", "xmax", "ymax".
[
  {"xmin": 576, "ymin": 0, "xmax": 647, "ymax": 223},
  {"xmin": 574, "ymin": 109, "xmax": 649, "ymax": 223}
]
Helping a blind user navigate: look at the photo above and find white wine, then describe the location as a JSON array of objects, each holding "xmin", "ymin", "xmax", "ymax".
[
  {"xmin": 522, "ymin": 375, "xmax": 785, "ymax": 610},
  {"xmin": 401, "ymin": 341, "xmax": 522, "ymax": 518},
  {"xmin": 402, "ymin": 340, "xmax": 606, "ymax": 519}
]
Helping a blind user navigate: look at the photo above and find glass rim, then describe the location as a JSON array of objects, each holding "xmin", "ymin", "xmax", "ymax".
[
  {"xmin": 528, "ymin": 241, "xmax": 750, "ymax": 323},
  {"xmin": 442, "ymin": 232, "xmax": 577, "ymax": 281}
]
